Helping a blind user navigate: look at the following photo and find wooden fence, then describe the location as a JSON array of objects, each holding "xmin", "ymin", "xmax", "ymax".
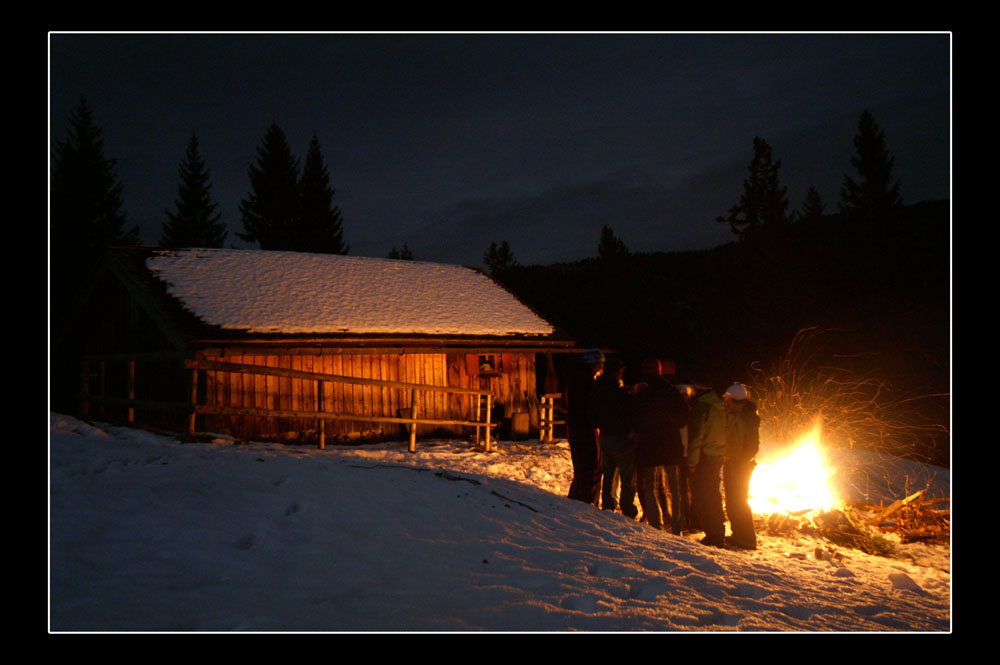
[
  {"xmin": 539, "ymin": 392, "xmax": 566, "ymax": 442},
  {"xmin": 78, "ymin": 354, "xmax": 500, "ymax": 452}
]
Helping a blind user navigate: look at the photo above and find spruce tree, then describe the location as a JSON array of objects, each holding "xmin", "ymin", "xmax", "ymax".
[
  {"xmin": 51, "ymin": 96, "xmax": 138, "ymax": 259},
  {"xmin": 597, "ymin": 224, "xmax": 629, "ymax": 260},
  {"xmin": 484, "ymin": 240, "xmax": 518, "ymax": 278},
  {"xmin": 238, "ymin": 122, "xmax": 301, "ymax": 250},
  {"xmin": 160, "ymin": 132, "xmax": 227, "ymax": 248},
  {"xmin": 298, "ymin": 132, "xmax": 348, "ymax": 254},
  {"xmin": 839, "ymin": 110, "xmax": 903, "ymax": 222},
  {"xmin": 51, "ymin": 96, "xmax": 138, "ymax": 323},
  {"xmin": 796, "ymin": 185, "xmax": 827, "ymax": 223},
  {"xmin": 717, "ymin": 136, "xmax": 789, "ymax": 241},
  {"xmin": 388, "ymin": 243, "xmax": 414, "ymax": 260}
]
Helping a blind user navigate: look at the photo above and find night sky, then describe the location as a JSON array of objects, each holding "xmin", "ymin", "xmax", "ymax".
[{"xmin": 48, "ymin": 32, "xmax": 951, "ymax": 267}]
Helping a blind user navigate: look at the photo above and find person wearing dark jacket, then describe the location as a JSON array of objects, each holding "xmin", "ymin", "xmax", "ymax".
[
  {"xmin": 632, "ymin": 358, "xmax": 689, "ymax": 533},
  {"xmin": 687, "ymin": 385, "xmax": 728, "ymax": 547},
  {"xmin": 722, "ymin": 383, "xmax": 760, "ymax": 550},
  {"xmin": 564, "ymin": 348, "xmax": 605, "ymax": 505},
  {"xmin": 592, "ymin": 358, "xmax": 638, "ymax": 518}
]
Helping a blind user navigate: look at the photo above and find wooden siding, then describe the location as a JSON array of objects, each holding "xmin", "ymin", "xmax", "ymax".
[{"xmin": 198, "ymin": 351, "xmax": 538, "ymax": 442}]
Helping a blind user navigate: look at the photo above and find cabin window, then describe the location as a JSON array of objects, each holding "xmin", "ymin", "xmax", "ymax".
[{"xmin": 478, "ymin": 354, "xmax": 502, "ymax": 375}]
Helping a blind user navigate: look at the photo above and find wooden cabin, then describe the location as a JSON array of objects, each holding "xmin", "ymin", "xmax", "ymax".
[{"xmin": 53, "ymin": 247, "xmax": 577, "ymax": 446}]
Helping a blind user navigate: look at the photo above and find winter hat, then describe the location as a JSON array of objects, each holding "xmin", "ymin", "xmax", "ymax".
[
  {"xmin": 723, "ymin": 383, "xmax": 749, "ymax": 401},
  {"xmin": 582, "ymin": 348, "xmax": 605, "ymax": 365}
]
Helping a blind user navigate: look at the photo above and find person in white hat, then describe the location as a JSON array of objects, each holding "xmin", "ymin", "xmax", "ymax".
[{"xmin": 722, "ymin": 382, "xmax": 760, "ymax": 550}]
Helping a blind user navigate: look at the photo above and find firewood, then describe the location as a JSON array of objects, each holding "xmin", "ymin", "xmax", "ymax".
[{"xmin": 870, "ymin": 490, "xmax": 924, "ymax": 525}]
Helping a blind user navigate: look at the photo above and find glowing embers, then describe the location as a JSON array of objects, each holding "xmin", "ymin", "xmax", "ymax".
[{"xmin": 748, "ymin": 421, "xmax": 840, "ymax": 516}]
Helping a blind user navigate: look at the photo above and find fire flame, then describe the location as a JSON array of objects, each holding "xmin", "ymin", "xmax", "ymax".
[{"xmin": 748, "ymin": 420, "xmax": 840, "ymax": 516}]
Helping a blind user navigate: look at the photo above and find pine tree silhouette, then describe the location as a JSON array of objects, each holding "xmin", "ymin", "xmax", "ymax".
[
  {"xmin": 298, "ymin": 132, "xmax": 348, "ymax": 254},
  {"xmin": 160, "ymin": 132, "xmax": 227, "ymax": 248},
  {"xmin": 839, "ymin": 110, "xmax": 903, "ymax": 222},
  {"xmin": 717, "ymin": 137, "xmax": 789, "ymax": 241},
  {"xmin": 484, "ymin": 240, "xmax": 518, "ymax": 278},
  {"xmin": 796, "ymin": 185, "xmax": 827, "ymax": 223},
  {"xmin": 52, "ymin": 96, "xmax": 138, "ymax": 258},
  {"xmin": 51, "ymin": 96, "xmax": 138, "ymax": 326},
  {"xmin": 238, "ymin": 122, "xmax": 301, "ymax": 250},
  {"xmin": 388, "ymin": 243, "xmax": 414, "ymax": 260},
  {"xmin": 597, "ymin": 225, "xmax": 629, "ymax": 260}
]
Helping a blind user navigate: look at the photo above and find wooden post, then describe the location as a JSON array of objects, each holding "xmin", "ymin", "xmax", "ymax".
[
  {"xmin": 538, "ymin": 395, "xmax": 551, "ymax": 443},
  {"xmin": 547, "ymin": 396, "xmax": 555, "ymax": 441},
  {"xmin": 98, "ymin": 360, "xmax": 107, "ymax": 419},
  {"xmin": 473, "ymin": 394, "xmax": 481, "ymax": 447},
  {"xmin": 408, "ymin": 388, "xmax": 418, "ymax": 453},
  {"xmin": 484, "ymin": 394, "xmax": 492, "ymax": 452},
  {"xmin": 128, "ymin": 359, "xmax": 136, "ymax": 424},
  {"xmin": 80, "ymin": 359, "xmax": 90, "ymax": 418},
  {"xmin": 188, "ymin": 368, "xmax": 199, "ymax": 436},
  {"xmin": 317, "ymin": 380, "xmax": 326, "ymax": 450}
]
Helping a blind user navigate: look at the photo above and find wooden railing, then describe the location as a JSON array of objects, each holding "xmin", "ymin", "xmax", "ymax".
[
  {"xmin": 77, "ymin": 354, "xmax": 500, "ymax": 452},
  {"xmin": 539, "ymin": 392, "xmax": 566, "ymax": 442}
]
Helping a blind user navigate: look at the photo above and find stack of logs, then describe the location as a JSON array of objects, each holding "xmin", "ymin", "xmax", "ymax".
[
  {"xmin": 862, "ymin": 489, "xmax": 950, "ymax": 546},
  {"xmin": 753, "ymin": 488, "xmax": 950, "ymax": 554}
]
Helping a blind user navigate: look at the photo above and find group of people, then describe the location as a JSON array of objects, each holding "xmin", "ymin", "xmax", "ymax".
[{"xmin": 563, "ymin": 348, "xmax": 760, "ymax": 550}]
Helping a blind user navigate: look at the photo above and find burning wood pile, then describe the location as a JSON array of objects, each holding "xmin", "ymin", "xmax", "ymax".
[
  {"xmin": 746, "ymin": 421, "xmax": 950, "ymax": 556},
  {"xmin": 752, "ymin": 487, "xmax": 949, "ymax": 556}
]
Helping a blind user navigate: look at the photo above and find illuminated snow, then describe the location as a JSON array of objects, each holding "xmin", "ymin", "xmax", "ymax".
[{"xmin": 145, "ymin": 248, "xmax": 554, "ymax": 336}]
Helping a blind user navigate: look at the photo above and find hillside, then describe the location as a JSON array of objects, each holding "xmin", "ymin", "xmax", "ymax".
[{"xmin": 501, "ymin": 201, "xmax": 951, "ymax": 464}]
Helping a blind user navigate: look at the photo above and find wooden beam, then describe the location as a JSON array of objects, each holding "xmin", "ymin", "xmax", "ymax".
[
  {"xmin": 185, "ymin": 359, "xmax": 493, "ymax": 396},
  {"xmin": 193, "ymin": 403, "xmax": 496, "ymax": 428}
]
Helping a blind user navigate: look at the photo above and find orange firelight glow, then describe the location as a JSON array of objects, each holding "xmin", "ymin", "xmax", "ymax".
[{"xmin": 748, "ymin": 420, "xmax": 840, "ymax": 516}]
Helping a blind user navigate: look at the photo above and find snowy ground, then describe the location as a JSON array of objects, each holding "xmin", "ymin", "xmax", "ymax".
[{"xmin": 48, "ymin": 413, "xmax": 951, "ymax": 632}]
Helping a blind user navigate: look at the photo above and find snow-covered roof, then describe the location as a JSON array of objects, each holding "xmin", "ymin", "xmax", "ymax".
[{"xmin": 144, "ymin": 248, "xmax": 555, "ymax": 337}]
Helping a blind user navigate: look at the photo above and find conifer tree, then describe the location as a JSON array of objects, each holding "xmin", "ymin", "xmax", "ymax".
[
  {"xmin": 160, "ymin": 132, "xmax": 227, "ymax": 248},
  {"xmin": 484, "ymin": 240, "xmax": 518, "ymax": 278},
  {"xmin": 51, "ymin": 96, "xmax": 138, "ymax": 259},
  {"xmin": 839, "ymin": 110, "xmax": 903, "ymax": 222},
  {"xmin": 238, "ymin": 122, "xmax": 301, "ymax": 250},
  {"xmin": 298, "ymin": 132, "xmax": 348, "ymax": 254},
  {"xmin": 51, "ymin": 96, "xmax": 138, "ymax": 327},
  {"xmin": 717, "ymin": 136, "xmax": 789, "ymax": 241},
  {"xmin": 598, "ymin": 224, "xmax": 629, "ymax": 260},
  {"xmin": 796, "ymin": 185, "xmax": 827, "ymax": 223},
  {"xmin": 388, "ymin": 243, "xmax": 414, "ymax": 260}
]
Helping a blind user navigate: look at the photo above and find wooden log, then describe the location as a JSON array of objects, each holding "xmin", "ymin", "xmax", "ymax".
[{"xmin": 870, "ymin": 490, "xmax": 925, "ymax": 525}]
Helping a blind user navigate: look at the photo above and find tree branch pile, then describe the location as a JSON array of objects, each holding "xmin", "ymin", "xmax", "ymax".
[{"xmin": 753, "ymin": 488, "xmax": 949, "ymax": 557}]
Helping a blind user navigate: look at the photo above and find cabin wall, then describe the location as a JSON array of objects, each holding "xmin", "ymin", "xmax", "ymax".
[
  {"xmin": 199, "ymin": 350, "xmax": 538, "ymax": 443},
  {"xmin": 60, "ymin": 268, "xmax": 189, "ymax": 431}
]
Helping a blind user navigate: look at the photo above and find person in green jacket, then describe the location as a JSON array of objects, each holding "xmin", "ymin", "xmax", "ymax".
[
  {"xmin": 687, "ymin": 385, "xmax": 728, "ymax": 548},
  {"xmin": 722, "ymin": 383, "xmax": 760, "ymax": 550}
]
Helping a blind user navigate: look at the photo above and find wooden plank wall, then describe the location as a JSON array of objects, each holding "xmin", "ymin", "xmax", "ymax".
[{"xmin": 199, "ymin": 351, "xmax": 538, "ymax": 442}]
